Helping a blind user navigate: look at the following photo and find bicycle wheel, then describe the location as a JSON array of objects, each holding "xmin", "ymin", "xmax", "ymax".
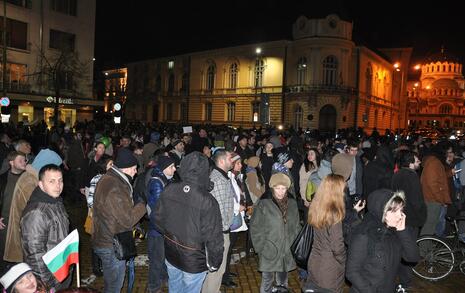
[{"xmin": 413, "ymin": 236, "xmax": 455, "ymax": 281}]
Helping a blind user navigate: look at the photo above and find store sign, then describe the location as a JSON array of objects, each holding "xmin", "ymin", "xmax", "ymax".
[{"xmin": 46, "ymin": 96, "xmax": 74, "ymax": 105}]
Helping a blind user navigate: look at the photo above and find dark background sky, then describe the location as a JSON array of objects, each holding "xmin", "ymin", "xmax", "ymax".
[{"xmin": 94, "ymin": 0, "xmax": 465, "ymax": 73}]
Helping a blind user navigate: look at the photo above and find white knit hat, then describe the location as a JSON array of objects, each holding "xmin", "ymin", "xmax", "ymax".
[{"xmin": 0, "ymin": 263, "xmax": 33, "ymax": 292}]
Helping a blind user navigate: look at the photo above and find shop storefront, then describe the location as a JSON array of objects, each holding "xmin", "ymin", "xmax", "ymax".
[{"xmin": 9, "ymin": 93, "xmax": 104, "ymax": 127}]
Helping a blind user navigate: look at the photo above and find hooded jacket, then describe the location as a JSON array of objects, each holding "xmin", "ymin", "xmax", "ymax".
[
  {"xmin": 346, "ymin": 189, "xmax": 420, "ymax": 293},
  {"xmin": 20, "ymin": 186, "xmax": 69, "ymax": 288},
  {"xmin": 154, "ymin": 152, "xmax": 223, "ymax": 273},
  {"xmin": 147, "ymin": 166, "xmax": 173, "ymax": 237}
]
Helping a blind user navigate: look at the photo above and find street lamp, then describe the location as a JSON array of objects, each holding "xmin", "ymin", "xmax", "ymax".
[{"xmin": 253, "ymin": 47, "xmax": 262, "ymax": 126}]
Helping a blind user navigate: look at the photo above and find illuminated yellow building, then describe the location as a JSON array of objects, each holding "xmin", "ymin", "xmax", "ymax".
[
  {"xmin": 407, "ymin": 49, "xmax": 464, "ymax": 128},
  {"xmin": 102, "ymin": 68, "xmax": 127, "ymax": 113},
  {"xmin": 126, "ymin": 14, "xmax": 410, "ymax": 131}
]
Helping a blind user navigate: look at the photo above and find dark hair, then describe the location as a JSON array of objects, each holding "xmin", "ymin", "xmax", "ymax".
[
  {"xmin": 213, "ymin": 149, "xmax": 229, "ymax": 164},
  {"xmin": 347, "ymin": 139, "xmax": 359, "ymax": 149},
  {"xmin": 396, "ymin": 150, "xmax": 417, "ymax": 168},
  {"xmin": 95, "ymin": 154, "xmax": 113, "ymax": 174},
  {"xmin": 6, "ymin": 150, "xmax": 26, "ymax": 162},
  {"xmin": 304, "ymin": 148, "xmax": 321, "ymax": 172},
  {"xmin": 322, "ymin": 148, "xmax": 339, "ymax": 163},
  {"xmin": 38, "ymin": 164, "xmax": 62, "ymax": 181},
  {"xmin": 94, "ymin": 141, "xmax": 105, "ymax": 149}
]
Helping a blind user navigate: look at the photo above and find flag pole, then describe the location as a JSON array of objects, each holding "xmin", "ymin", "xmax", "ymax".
[{"xmin": 76, "ymin": 262, "xmax": 80, "ymax": 288}]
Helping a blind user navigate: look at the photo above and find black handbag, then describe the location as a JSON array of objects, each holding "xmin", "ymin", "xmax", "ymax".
[
  {"xmin": 113, "ymin": 230, "xmax": 137, "ymax": 260},
  {"xmin": 290, "ymin": 223, "xmax": 313, "ymax": 270}
]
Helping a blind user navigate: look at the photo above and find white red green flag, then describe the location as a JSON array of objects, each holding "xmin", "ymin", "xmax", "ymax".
[{"xmin": 42, "ymin": 229, "xmax": 79, "ymax": 282}]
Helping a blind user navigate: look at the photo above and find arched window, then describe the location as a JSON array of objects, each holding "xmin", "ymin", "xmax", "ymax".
[
  {"xmin": 229, "ymin": 63, "xmax": 238, "ymax": 89},
  {"xmin": 293, "ymin": 105, "xmax": 303, "ymax": 129},
  {"xmin": 206, "ymin": 64, "xmax": 216, "ymax": 91},
  {"xmin": 374, "ymin": 109, "xmax": 379, "ymax": 127},
  {"xmin": 443, "ymin": 65, "xmax": 446, "ymax": 72},
  {"xmin": 323, "ymin": 56, "xmax": 338, "ymax": 85},
  {"xmin": 297, "ymin": 57, "xmax": 307, "ymax": 85},
  {"xmin": 439, "ymin": 104, "xmax": 452, "ymax": 114},
  {"xmin": 227, "ymin": 102, "xmax": 235, "ymax": 121},
  {"xmin": 252, "ymin": 101, "xmax": 260, "ymax": 122},
  {"xmin": 365, "ymin": 63, "xmax": 373, "ymax": 97},
  {"xmin": 254, "ymin": 58, "xmax": 264, "ymax": 87},
  {"xmin": 181, "ymin": 73, "xmax": 189, "ymax": 95}
]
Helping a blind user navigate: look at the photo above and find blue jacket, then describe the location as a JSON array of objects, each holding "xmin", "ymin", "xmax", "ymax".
[{"xmin": 147, "ymin": 167, "xmax": 171, "ymax": 237}]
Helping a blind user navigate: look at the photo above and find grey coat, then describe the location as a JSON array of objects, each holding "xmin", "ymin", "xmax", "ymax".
[{"xmin": 250, "ymin": 192, "xmax": 301, "ymax": 272}]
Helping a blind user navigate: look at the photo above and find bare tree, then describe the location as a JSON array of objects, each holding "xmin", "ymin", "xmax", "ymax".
[{"xmin": 30, "ymin": 46, "xmax": 91, "ymax": 126}]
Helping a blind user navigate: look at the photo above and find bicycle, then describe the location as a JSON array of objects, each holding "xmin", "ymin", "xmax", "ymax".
[{"xmin": 413, "ymin": 215, "xmax": 465, "ymax": 281}]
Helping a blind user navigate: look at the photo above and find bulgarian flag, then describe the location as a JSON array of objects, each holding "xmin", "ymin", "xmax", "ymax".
[{"xmin": 42, "ymin": 229, "xmax": 79, "ymax": 283}]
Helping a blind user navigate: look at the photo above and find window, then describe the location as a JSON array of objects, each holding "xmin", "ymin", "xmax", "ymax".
[
  {"xmin": 323, "ymin": 56, "xmax": 338, "ymax": 85},
  {"xmin": 252, "ymin": 101, "xmax": 260, "ymax": 122},
  {"xmin": 48, "ymin": 71, "xmax": 73, "ymax": 91},
  {"xmin": 7, "ymin": 0, "xmax": 32, "ymax": 8},
  {"xmin": 180, "ymin": 103, "xmax": 188, "ymax": 122},
  {"xmin": 155, "ymin": 75, "xmax": 161, "ymax": 93},
  {"xmin": 297, "ymin": 57, "xmax": 307, "ymax": 85},
  {"xmin": 365, "ymin": 63, "xmax": 373, "ymax": 97},
  {"xmin": 168, "ymin": 74, "xmax": 175, "ymax": 94},
  {"xmin": 254, "ymin": 58, "xmax": 264, "ymax": 87},
  {"xmin": 181, "ymin": 73, "xmax": 189, "ymax": 94},
  {"xmin": 207, "ymin": 65, "xmax": 215, "ymax": 91},
  {"xmin": 229, "ymin": 63, "xmax": 238, "ymax": 89},
  {"xmin": 51, "ymin": 0, "xmax": 77, "ymax": 16},
  {"xmin": 0, "ymin": 62, "xmax": 27, "ymax": 90},
  {"xmin": 168, "ymin": 60, "xmax": 174, "ymax": 69},
  {"xmin": 293, "ymin": 105, "xmax": 303, "ymax": 129},
  {"xmin": 166, "ymin": 103, "xmax": 173, "ymax": 120},
  {"xmin": 439, "ymin": 104, "xmax": 452, "ymax": 114},
  {"xmin": 227, "ymin": 102, "xmax": 235, "ymax": 121},
  {"xmin": 0, "ymin": 17, "xmax": 27, "ymax": 50},
  {"xmin": 50, "ymin": 29, "xmax": 75, "ymax": 51},
  {"xmin": 204, "ymin": 103, "xmax": 212, "ymax": 121}
]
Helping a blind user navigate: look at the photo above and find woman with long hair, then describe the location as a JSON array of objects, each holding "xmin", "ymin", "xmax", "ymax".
[
  {"xmin": 299, "ymin": 148, "xmax": 321, "ymax": 205},
  {"xmin": 250, "ymin": 173, "xmax": 301, "ymax": 293},
  {"xmin": 307, "ymin": 174, "xmax": 346, "ymax": 293}
]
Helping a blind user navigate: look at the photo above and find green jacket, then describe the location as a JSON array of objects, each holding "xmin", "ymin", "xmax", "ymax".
[{"xmin": 250, "ymin": 193, "xmax": 301, "ymax": 272}]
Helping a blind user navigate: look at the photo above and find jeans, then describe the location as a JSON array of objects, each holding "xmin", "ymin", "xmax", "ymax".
[
  {"xmin": 436, "ymin": 205, "xmax": 447, "ymax": 237},
  {"xmin": 165, "ymin": 260, "xmax": 206, "ymax": 293},
  {"xmin": 421, "ymin": 202, "xmax": 442, "ymax": 236},
  {"xmin": 147, "ymin": 235, "xmax": 167, "ymax": 292},
  {"xmin": 127, "ymin": 257, "xmax": 135, "ymax": 293},
  {"xmin": 94, "ymin": 248, "xmax": 127, "ymax": 293},
  {"xmin": 223, "ymin": 232, "xmax": 239, "ymax": 281},
  {"xmin": 260, "ymin": 271, "xmax": 288, "ymax": 293}
]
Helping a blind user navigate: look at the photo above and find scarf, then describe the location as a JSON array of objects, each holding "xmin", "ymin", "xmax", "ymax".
[{"xmin": 272, "ymin": 193, "xmax": 289, "ymax": 224}]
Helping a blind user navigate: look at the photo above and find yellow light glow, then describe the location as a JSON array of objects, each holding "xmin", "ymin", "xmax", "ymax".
[
  {"xmin": 394, "ymin": 62, "xmax": 400, "ymax": 68},
  {"xmin": 414, "ymin": 64, "xmax": 421, "ymax": 70},
  {"xmin": 256, "ymin": 47, "xmax": 262, "ymax": 54},
  {"xmin": 426, "ymin": 85, "xmax": 431, "ymax": 89},
  {"xmin": 414, "ymin": 82, "xmax": 419, "ymax": 87}
]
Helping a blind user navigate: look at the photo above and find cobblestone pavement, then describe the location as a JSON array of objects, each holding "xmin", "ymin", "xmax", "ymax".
[{"xmin": 66, "ymin": 197, "xmax": 465, "ymax": 293}]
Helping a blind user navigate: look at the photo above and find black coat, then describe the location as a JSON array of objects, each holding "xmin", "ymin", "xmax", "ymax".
[
  {"xmin": 391, "ymin": 168, "xmax": 427, "ymax": 228},
  {"xmin": 154, "ymin": 152, "xmax": 223, "ymax": 273},
  {"xmin": 346, "ymin": 189, "xmax": 420, "ymax": 293}
]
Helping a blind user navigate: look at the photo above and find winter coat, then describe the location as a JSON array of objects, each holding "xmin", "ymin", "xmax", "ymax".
[
  {"xmin": 20, "ymin": 187, "xmax": 69, "ymax": 288},
  {"xmin": 154, "ymin": 152, "xmax": 224, "ymax": 273},
  {"xmin": 391, "ymin": 168, "xmax": 427, "ymax": 228},
  {"xmin": 147, "ymin": 167, "xmax": 172, "ymax": 237},
  {"xmin": 246, "ymin": 167, "xmax": 265, "ymax": 204},
  {"xmin": 92, "ymin": 167, "xmax": 146, "ymax": 249},
  {"xmin": 250, "ymin": 190, "xmax": 301, "ymax": 272},
  {"xmin": 362, "ymin": 145, "xmax": 394, "ymax": 197},
  {"xmin": 420, "ymin": 155, "xmax": 451, "ymax": 204},
  {"xmin": 260, "ymin": 153, "xmax": 274, "ymax": 188},
  {"xmin": 307, "ymin": 222, "xmax": 346, "ymax": 293},
  {"xmin": 298, "ymin": 164, "xmax": 316, "ymax": 202},
  {"xmin": 346, "ymin": 189, "xmax": 420, "ymax": 293},
  {"xmin": 4, "ymin": 164, "xmax": 39, "ymax": 262}
]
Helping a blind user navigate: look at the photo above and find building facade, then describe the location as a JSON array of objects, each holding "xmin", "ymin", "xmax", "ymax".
[
  {"xmin": 407, "ymin": 50, "xmax": 464, "ymax": 129},
  {"xmin": 125, "ymin": 14, "xmax": 410, "ymax": 132},
  {"xmin": 1, "ymin": 0, "xmax": 101, "ymax": 127},
  {"xmin": 102, "ymin": 67, "xmax": 127, "ymax": 113}
]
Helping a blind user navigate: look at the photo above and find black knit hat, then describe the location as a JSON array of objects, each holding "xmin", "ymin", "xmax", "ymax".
[
  {"xmin": 157, "ymin": 155, "xmax": 175, "ymax": 171},
  {"xmin": 114, "ymin": 148, "xmax": 138, "ymax": 169}
]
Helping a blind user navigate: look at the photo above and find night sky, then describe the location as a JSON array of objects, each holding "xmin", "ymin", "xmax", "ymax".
[{"xmin": 94, "ymin": 0, "xmax": 465, "ymax": 73}]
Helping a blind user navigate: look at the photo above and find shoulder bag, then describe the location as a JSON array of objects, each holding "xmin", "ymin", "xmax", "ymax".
[{"xmin": 290, "ymin": 222, "xmax": 313, "ymax": 270}]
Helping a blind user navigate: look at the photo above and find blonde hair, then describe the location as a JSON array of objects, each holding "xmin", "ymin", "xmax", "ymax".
[
  {"xmin": 382, "ymin": 191, "xmax": 406, "ymax": 224},
  {"xmin": 308, "ymin": 174, "xmax": 346, "ymax": 229}
]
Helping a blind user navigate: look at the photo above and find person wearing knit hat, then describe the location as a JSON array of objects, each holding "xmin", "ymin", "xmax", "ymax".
[
  {"xmin": 250, "ymin": 171, "xmax": 300, "ymax": 292},
  {"xmin": 169, "ymin": 139, "xmax": 185, "ymax": 168},
  {"xmin": 274, "ymin": 147, "xmax": 292, "ymax": 166},
  {"xmin": 0, "ymin": 263, "xmax": 43, "ymax": 293},
  {"xmin": 146, "ymin": 155, "xmax": 176, "ymax": 293},
  {"xmin": 3, "ymin": 148, "xmax": 62, "ymax": 264},
  {"xmin": 331, "ymin": 153, "xmax": 354, "ymax": 181}
]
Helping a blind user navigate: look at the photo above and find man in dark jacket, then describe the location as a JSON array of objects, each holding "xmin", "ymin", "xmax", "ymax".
[
  {"xmin": 154, "ymin": 152, "xmax": 223, "ymax": 293},
  {"xmin": 20, "ymin": 164, "xmax": 70, "ymax": 290},
  {"xmin": 92, "ymin": 148, "xmax": 146, "ymax": 293},
  {"xmin": 146, "ymin": 156, "xmax": 176, "ymax": 293},
  {"xmin": 392, "ymin": 150, "xmax": 426, "ymax": 291}
]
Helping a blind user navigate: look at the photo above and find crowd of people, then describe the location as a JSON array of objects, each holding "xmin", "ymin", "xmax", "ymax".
[{"xmin": 0, "ymin": 119, "xmax": 464, "ymax": 293}]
